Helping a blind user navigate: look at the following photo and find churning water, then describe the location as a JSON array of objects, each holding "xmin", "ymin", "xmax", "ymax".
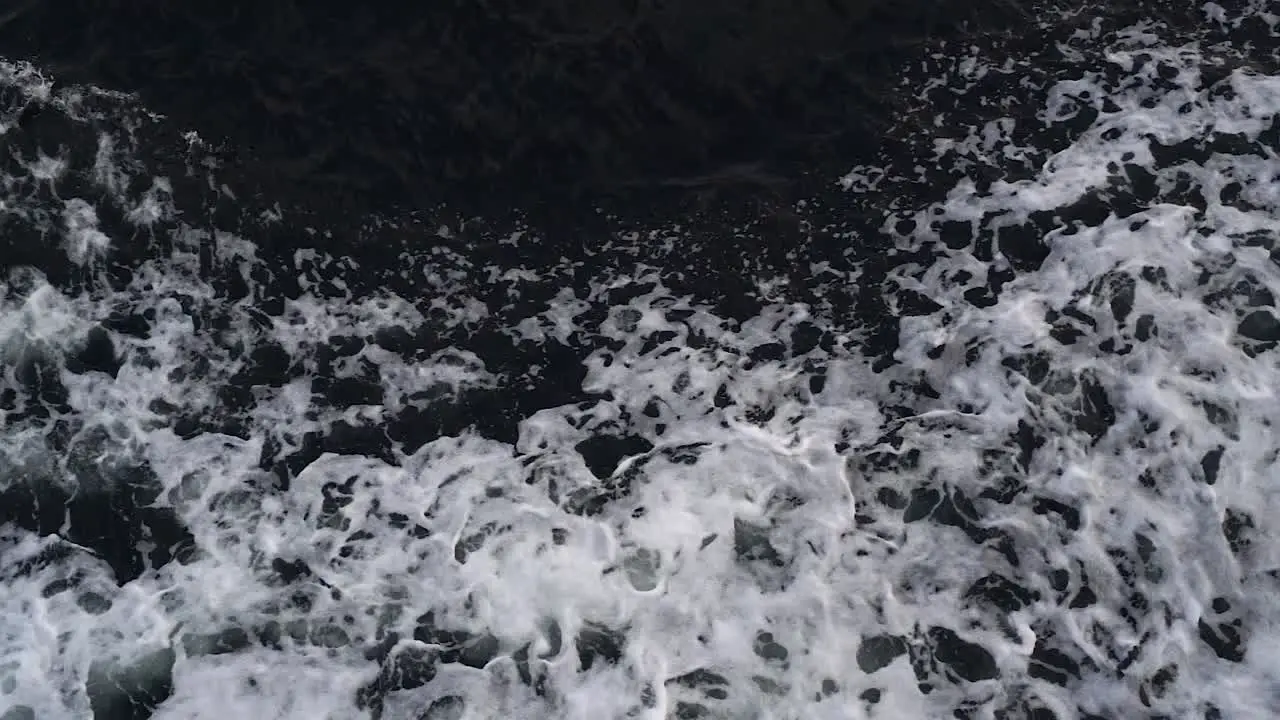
[{"xmin": 2, "ymin": 3, "xmax": 1280, "ymax": 719}]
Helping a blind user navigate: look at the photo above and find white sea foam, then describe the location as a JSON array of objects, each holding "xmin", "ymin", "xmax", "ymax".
[{"xmin": 2, "ymin": 3, "xmax": 1280, "ymax": 719}]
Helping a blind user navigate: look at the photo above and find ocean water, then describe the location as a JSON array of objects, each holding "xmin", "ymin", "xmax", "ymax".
[{"xmin": 2, "ymin": 3, "xmax": 1280, "ymax": 719}]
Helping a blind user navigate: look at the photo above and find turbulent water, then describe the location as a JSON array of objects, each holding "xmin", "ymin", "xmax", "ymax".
[{"xmin": 2, "ymin": 4, "xmax": 1280, "ymax": 719}]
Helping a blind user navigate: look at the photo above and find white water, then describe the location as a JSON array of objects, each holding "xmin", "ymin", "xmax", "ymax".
[{"xmin": 2, "ymin": 4, "xmax": 1280, "ymax": 719}]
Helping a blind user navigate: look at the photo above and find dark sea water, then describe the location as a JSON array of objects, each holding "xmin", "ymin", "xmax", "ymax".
[{"xmin": 2, "ymin": 2, "xmax": 1280, "ymax": 719}]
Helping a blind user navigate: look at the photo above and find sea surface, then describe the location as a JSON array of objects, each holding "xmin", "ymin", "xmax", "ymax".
[{"xmin": 2, "ymin": 3, "xmax": 1280, "ymax": 719}]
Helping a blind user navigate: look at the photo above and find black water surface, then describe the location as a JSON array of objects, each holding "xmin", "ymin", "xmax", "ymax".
[{"xmin": 0, "ymin": 0, "xmax": 1026, "ymax": 224}]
